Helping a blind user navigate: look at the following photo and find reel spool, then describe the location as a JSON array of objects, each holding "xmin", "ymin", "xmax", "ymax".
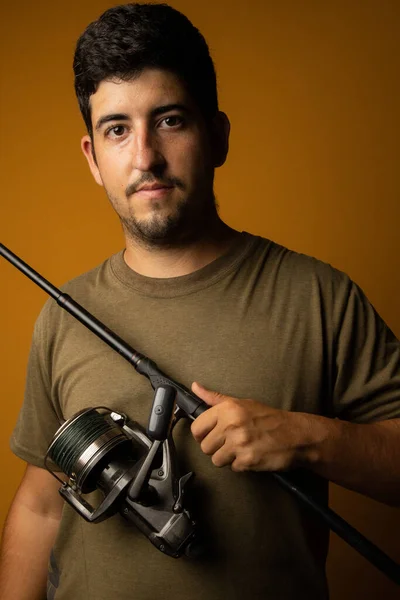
[{"xmin": 46, "ymin": 408, "xmax": 135, "ymax": 493}]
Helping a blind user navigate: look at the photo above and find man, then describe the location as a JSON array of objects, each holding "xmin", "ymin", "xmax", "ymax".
[{"xmin": 0, "ymin": 3, "xmax": 399, "ymax": 599}]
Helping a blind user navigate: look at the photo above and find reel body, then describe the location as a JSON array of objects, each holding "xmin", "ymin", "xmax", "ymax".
[{"xmin": 45, "ymin": 404, "xmax": 199, "ymax": 558}]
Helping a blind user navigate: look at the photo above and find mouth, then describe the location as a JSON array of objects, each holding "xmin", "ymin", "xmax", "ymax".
[{"xmin": 134, "ymin": 184, "xmax": 174, "ymax": 199}]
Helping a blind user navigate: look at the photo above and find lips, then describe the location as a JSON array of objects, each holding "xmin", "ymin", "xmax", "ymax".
[
  {"xmin": 136, "ymin": 184, "xmax": 173, "ymax": 192},
  {"xmin": 134, "ymin": 184, "xmax": 174, "ymax": 199}
]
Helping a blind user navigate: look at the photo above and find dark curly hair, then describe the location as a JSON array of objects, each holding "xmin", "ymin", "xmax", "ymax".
[{"xmin": 73, "ymin": 3, "xmax": 219, "ymax": 137}]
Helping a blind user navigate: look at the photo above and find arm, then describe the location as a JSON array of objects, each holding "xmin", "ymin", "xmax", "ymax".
[
  {"xmin": 0, "ymin": 464, "xmax": 64, "ymax": 600},
  {"xmin": 190, "ymin": 382, "xmax": 400, "ymax": 506}
]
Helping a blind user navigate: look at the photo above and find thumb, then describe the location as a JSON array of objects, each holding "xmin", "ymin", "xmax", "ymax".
[{"xmin": 191, "ymin": 382, "xmax": 228, "ymax": 407}]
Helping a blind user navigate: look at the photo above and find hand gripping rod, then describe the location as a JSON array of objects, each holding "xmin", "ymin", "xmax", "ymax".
[{"xmin": 1, "ymin": 242, "xmax": 399, "ymax": 584}]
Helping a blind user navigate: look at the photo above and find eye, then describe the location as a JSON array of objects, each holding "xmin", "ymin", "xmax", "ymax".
[
  {"xmin": 160, "ymin": 115, "xmax": 184, "ymax": 128},
  {"xmin": 105, "ymin": 125, "xmax": 127, "ymax": 139}
]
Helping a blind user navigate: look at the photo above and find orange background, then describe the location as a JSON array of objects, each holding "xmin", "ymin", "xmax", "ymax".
[{"xmin": 0, "ymin": 1, "xmax": 399, "ymax": 597}]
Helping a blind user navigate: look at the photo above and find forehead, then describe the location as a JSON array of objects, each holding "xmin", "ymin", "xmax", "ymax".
[{"xmin": 90, "ymin": 68, "xmax": 194, "ymax": 119}]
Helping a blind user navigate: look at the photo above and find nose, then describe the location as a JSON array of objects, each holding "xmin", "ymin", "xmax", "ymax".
[{"xmin": 132, "ymin": 127, "xmax": 165, "ymax": 172}]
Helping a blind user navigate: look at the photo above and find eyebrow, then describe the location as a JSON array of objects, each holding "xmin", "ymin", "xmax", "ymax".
[
  {"xmin": 95, "ymin": 113, "xmax": 129, "ymax": 131},
  {"xmin": 95, "ymin": 104, "xmax": 190, "ymax": 131}
]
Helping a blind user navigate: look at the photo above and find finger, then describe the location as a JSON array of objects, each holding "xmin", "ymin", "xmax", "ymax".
[
  {"xmin": 199, "ymin": 428, "xmax": 226, "ymax": 456},
  {"xmin": 231, "ymin": 457, "xmax": 247, "ymax": 472},
  {"xmin": 190, "ymin": 408, "xmax": 218, "ymax": 442},
  {"xmin": 211, "ymin": 444, "xmax": 236, "ymax": 468},
  {"xmin": 191, "ymin": 382, "xmax": 231, "ymax": 407}
]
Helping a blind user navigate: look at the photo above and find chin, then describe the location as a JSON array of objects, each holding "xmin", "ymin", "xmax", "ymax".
[
  {"xmin": 122, "ymin": 193, "xmax": 214, "ymax": 247},
  {"xmin": 123, "ymin": 212, "xmax": 188, "ymax": 247}
]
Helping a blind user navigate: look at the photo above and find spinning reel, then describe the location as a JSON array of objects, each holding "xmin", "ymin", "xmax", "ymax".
[{"xmin": 44, "ymin": 389, "xmax": 200, "ymax": 558}]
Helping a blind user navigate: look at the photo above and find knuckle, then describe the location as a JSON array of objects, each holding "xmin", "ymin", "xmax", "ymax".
[
  {"xmin": 234, "ymin": 429, "xmax": 251, "ymax": 447},
  {"xmin": 226, "ymin": 403, "xmax": 245, "ymax": 426}
]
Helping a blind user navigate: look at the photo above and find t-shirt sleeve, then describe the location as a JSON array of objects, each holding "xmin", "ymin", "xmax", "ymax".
[
  {"xmin": 332, "ymin": 278, "xmax": 400, "ymax": 423},
  {"xmin": 10, "ymin": 306, "xmax": 63, "ymax": 468}
]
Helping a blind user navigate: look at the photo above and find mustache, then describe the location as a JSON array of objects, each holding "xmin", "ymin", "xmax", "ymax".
[{"xmin": 125, "ymin": 174, "xmax": 185, "ymax": 197}]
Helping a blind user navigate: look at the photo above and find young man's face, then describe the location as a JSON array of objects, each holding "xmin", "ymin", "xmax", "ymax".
[{"xmin": 81, "ymin": 68, "xmax": 228, "ymax": 247}]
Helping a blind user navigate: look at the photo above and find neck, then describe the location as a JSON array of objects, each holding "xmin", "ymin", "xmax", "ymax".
[{"xmin": 123, "ymin": 220, "xmax": 241, "ymax": 278}]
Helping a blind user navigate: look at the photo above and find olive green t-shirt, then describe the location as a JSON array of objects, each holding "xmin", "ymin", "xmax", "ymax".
[{"xmin": 10, "ymin": 233, "xmax": 400, "ymax": 599}]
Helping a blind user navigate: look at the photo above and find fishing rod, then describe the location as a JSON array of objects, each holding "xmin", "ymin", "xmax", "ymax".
[{"xmin": 1, "ymin": 241, "xmax": 399, "ymax": 582}]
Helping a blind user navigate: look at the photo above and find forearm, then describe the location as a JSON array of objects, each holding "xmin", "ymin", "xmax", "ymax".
[
  {"xmin": 0, "ymin": 499, "xmax": 60, "ymax": 600},
  {"xmin": 304, "ymin": 415, "xmax": 400, "ymax": 506},
  {"xmin": 0, "ymin": 465, "xmax": 63, "ymax": 600},
  {"xmin": 0, "ymin": 501, "xmax": 60, "ymax": 600}
]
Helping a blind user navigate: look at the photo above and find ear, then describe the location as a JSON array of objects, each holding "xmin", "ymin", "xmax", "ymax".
[
  {"xmin": 81, "ymin": 135, "xmax": 103, "ymax": 187},
  {"xmin": 211, "ymin": 111, "xmax": 230, "ymax": 168}
]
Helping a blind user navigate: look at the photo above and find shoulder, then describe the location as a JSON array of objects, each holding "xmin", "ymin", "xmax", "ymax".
[{"xmin": 245, "ymin": 233, "xmax": 352, "ymax": 298}]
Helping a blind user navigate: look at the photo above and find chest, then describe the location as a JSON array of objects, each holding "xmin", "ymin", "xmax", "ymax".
[{"xmin": 49, "ymin": 288, "xmax": 331, "ymax": 425}]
